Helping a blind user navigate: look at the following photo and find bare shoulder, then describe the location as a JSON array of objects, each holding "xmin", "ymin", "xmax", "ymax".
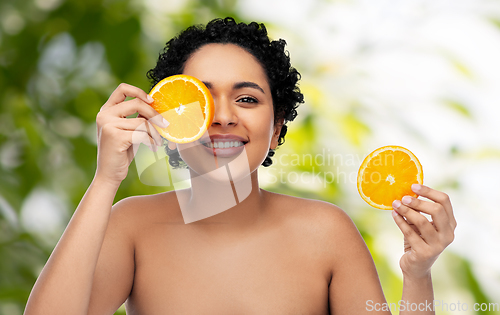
[
  {"xmin": 264, "ymin": 190, "xmax": 358, "ymax": 234},
  {"xmin": 109, "ymin": 190, "xmax": 184, "ymax": 232},
  {"xmin": 263, "ymin": 190, "xmax": 363, "ymax": 261}
]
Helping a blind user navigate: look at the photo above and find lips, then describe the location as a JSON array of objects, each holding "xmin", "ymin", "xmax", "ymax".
[{"xmin": 199, "ymin": 134, "xmax": 248, "ymax": 158}]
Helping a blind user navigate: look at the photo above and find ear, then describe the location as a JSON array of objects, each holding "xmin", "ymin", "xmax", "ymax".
[{"xmin": 270, "ymin": 118, "xmax": 284, "ymax": 150}]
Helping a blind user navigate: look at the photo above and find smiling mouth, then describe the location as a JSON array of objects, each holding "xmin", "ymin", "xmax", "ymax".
[{"xmin": 201, "ymin": 140, "xmax": 246, "ymax": 149}]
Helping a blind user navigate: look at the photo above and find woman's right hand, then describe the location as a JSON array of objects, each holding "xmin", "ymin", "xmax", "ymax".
[{"xmin": 95, "ymin": 83, "xmax": 168, "ymax": 185}]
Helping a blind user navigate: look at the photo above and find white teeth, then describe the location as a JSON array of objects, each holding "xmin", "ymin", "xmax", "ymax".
[{"xmin": 203, "ymin": 141, "xmax": 244, "ymax": 149}]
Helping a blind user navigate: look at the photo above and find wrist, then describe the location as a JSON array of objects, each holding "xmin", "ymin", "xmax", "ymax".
[
  {"xmin": 92, "ymin": 174, "xmax": 122, "ymax": 191},
  {"xmin": 403, "ymin": 271, "xmax": 432, "ymax": 285}
]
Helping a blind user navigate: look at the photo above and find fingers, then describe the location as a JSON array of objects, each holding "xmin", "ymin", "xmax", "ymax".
[
  {"xmin": 120, "ymin": 129, "xmax": 159, "ymax": 155},
  {"xmin": 392, "ymin": 200, "xmax": 439, "ymax": 245},
  {"xmin": 99, "ymin": 117, "xmax": 162, "ymax": 152},
  {"xmin": 393, "ymin": 185, "xmax": 456, "ymax": 278},
  {"xmin": 398, "ymin": 195, "xmax": 451, "ymax": 234},
  {"xmin": 96, "ymin": 84, "xmax": 170, "ymax": 159},
  {"xmin": 412, "ymin": 184, "xmax": 456, "ymax": 228},
  {"xmin": 399, "ymin": 185, "xmax": 456, "ymax": 234},
  {"xmin": 391, "ymin": 210, "xmax": 427, "ymax": 250},
  {"xmin": 106, "ymin": 83, "xmax": 154, "ymax": 107},
  {"xmin": 107, "ymin": 99, "xmax": 168, "ymax": 127},
  {"xmin": 403, "ymin": 223, "xmax": 420, "ymax": 253},
  {"xmin": 100, "ymin": 83, "xmax": 169, "ymax": 130},
  {"xmin": 112, "ymin": 118, "xmax": 163, "ymax": 147},
  {"xmin": 393, "ymin": 185, "xmax": 456, "ymax": 254},
  {"xmin": 97, "ymin": 99, "xmax": 169, "ymax": 144}
]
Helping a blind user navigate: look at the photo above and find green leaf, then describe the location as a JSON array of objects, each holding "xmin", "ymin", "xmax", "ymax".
[{"xmin": 442, "ymin": 99, "xmax": 473, "ymax": 119}]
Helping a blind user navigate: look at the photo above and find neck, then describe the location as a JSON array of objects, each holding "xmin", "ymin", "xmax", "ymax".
[{"xmin": 177, "ymin": 167, "xmax": 265, "ymax": 226}]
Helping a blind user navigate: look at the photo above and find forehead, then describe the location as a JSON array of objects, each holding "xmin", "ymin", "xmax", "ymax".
[{"xmin": 182, "ymin": 43, "xmax": 270, "ymax": 92}]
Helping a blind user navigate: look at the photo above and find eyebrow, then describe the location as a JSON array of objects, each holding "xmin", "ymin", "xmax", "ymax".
[
  {"xmin": 233, "ymin": 81, "xmax": 265, "ymax": 94},
  {"xmin": 202, "ymin": 81, "xmax": 265, "ymax": 94}
]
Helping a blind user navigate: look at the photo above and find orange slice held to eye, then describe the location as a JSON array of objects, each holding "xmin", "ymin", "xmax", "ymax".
[
  {"xmin": 148, "ymin": 74, "xmax": 214, "ymax": 143},
  {"xmin": 357, "ymin": 145, "xmax": 424, "ymax": 210}
]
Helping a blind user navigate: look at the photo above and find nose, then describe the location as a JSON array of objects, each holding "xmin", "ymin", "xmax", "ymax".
[{"xmin": 211, "ymin": 96, "xmax": 238, "ymax": 127}]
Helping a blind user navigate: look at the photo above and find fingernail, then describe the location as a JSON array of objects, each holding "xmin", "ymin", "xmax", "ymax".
[
  {"xmin": 402, "ymin": 196, "xmax": 412, "ymax": 205},
  {"xmin": 392, "ymin": 200, "xmax": 401, "ymax": 209},
  {"xmin": 161, "ymin": 118, "xmax": 170, "ymax": 128},
  {"xmin": 392, "ymin": 210, "xmax": 398, "ymax": 218},
  {"xmin": 147, "ymin": 94, "xmax": 154, "ymax": 103},
  {"xmin": 411, "ymin": 184, "xmax": 421, "ymax": 192}
]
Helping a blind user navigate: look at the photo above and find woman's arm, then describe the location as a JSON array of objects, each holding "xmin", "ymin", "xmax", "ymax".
[
  {"xmin": 24, "ymin": 84, "xmax": 166, "ymax": 315},
  {"xmin": 392, "ymin": 184, "xmax": 456, "ymax": 315},
  {"xmin": 326, "ymin": 207, "xmax": 392, "ymax": 314},
  {"xmin": 24, "ymin": 177, "xmax": 120, "ymax": 315},
  {"xmin": 327, "ymin": 184, "xmax": 455, "ymax": 314}
]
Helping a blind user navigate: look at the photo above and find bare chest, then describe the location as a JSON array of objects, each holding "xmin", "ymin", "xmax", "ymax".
[{"xmin": 126, "ymin": 223, "xmax": 330, "ymax": 314}]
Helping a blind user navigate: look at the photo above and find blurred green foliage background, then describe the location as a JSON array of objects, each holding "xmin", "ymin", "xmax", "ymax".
[{"xmin": 1, "ymin": 0, "xmax": 499, "ymax": 314}]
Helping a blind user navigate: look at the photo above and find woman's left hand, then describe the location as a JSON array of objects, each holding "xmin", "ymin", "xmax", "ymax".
[{"xmin": 392, "ymin": 184, "xmax": 457, "ymax": 279}]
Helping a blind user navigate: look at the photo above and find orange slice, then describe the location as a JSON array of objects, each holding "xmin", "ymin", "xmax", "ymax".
[
  {"xmin": 149, "ymin": 74, "xmax": 214, "ymax": 143},
  {"xmin": 357, "ymin": 145, "xmax": 423, "ymax": 210}
]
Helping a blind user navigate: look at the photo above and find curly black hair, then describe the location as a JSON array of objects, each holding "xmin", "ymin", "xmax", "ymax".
[{"xmin": 147, "ymin": 17, "xmax": 304, "ymax": 167}]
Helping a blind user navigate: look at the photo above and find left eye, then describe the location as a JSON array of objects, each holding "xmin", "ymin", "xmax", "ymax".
[{"xmin": 237, "ymin": 97, "xmax": 258, "ymax": 103}]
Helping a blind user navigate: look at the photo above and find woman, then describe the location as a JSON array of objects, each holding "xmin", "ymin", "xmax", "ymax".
[{"xmin": 25, "ymin": 18, "xmax": 456, "ymax": 314}]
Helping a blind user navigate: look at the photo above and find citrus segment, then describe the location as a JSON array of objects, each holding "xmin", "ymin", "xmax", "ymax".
[
  {"xmin": 357, "ymin": 145, "xmax": 423, "ymax": 210},
  {"xmin": 148, "ymin": 75, "xmax": 214, "ymax": 143}
]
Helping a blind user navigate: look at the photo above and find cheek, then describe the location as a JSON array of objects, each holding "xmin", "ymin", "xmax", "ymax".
[{"xmin": 245, "ymin": 107, "xmax": 275, "ymax": 140}]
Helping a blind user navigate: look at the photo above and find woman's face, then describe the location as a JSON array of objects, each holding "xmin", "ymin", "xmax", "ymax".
[{"xmin": 175, "ymin": 43, "xmax": 281, "ymax": 181}]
